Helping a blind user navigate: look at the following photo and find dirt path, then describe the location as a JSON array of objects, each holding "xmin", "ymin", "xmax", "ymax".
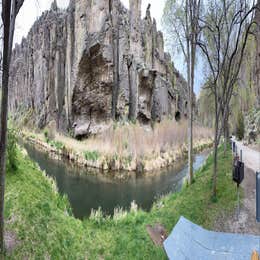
[
  {"xmin": 231, "ymin": 137, "xmax": 260, "ymax": 173},
  {"xmin": 215, "ymin": 139, "xmax": 260, "ymax": 235}
]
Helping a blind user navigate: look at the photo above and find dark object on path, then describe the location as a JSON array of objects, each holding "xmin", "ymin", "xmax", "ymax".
[
  {"xmin": 164, "ymin": 216, "xmax": 260, "ymax": 260},
  {"xmin": 249, "ymin": 130, "xmax": 257, "ymax": 144},
  {"xmin": 146, "ymin": 223, "xmax": 168, "ymax": 246},
  {"xmin": 233, "ymin": 159, "xmax": 244, "ymax": 186},
  {"xmin": 232, "ymin": 141, "xmax": 236, "ymax": 153},
  {"xmin": 175, "ymin": 111, "xmax": 181, "ymax": 122},
  {"xmin": 256, "ymin": 172, "xmax": 260, "ymax": 223}
]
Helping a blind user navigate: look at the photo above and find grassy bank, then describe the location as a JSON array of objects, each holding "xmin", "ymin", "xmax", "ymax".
[
  {"xmin": 5, "ymin": 144, "xmax": 237, "ymax": 259},
  {"xmin": 21, "ymin": 120, "xmax": 213, "ymax": 172}
]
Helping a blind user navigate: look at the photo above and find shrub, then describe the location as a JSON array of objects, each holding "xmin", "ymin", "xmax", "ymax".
[
  {"xmin": 89, "ymin": 207, "xmax": 104, "ymax": 223},
  {"xmin": 113, "ymin": 207, "xmax": 127, "ymax": 222},
  {"xmin": 84, "ymin": 150, "xmax": 100, "ymax": 162},
  {"xmin": 49, "ymin": 140, "xmax": 65, "ymax": 151},
  {"xmin": 44, "ymin": 125, "xmax": 55, "ymax": 143},
  {"xmin": 236, "ymin": 111, "xmax": 245, "ymax": 140},
  {"xmin": 44, "ymin": 129, "xmax": 49, "ymax": 143},
  {"xmin": 7, "ymin": 128, "xmax": 18, "ymax": 171}
]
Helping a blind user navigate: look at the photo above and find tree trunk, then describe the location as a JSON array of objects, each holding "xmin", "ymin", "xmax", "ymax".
[
  {"xmin": 212, "ymin": 134, "xmax": 218, "ymax": 199},
  {"xmin": 188, "ymin": 93, "xmax": 193, "ymax": 184},
  {"xmin": 0, "ymin": 1, "xmax": 11, "ymax": 251},
  {"xmin": 186, "ymin": 0, "xmax": 193, "ymax": 185},
  {"xmin": 0, "ymin": 63, "xmax": 10, "ymax": 253},
  {"xmin": 223, "ymin": 107, "xmax": 230, "ymax": 156},
  {"xmin": 189, "ymin": 25, "xmax": 197, "ymax": 185},
  {"xmin": 0, "ymin": 0, "xmax": 24, "ymax": 251},
  {"xmin": 223, "ymin": 121, "xmax": 228, "ymax": 156},
  {"xmin": 212, "ymin": 99, "xmax": 219, "ymax": 199}
]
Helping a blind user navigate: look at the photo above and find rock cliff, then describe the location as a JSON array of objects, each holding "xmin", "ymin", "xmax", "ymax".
[{"xmin": 9, "ymin": 0, "xmax": 188, "ymax": 137}]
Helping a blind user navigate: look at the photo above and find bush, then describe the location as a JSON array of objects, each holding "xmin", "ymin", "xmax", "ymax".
[
  {"xmin": 44, "ymin": 129, "xmax": 49, "ymax": 143},
  {"xmin": 44, "ymin": 126, "xmax": 55, "ymax": 143},
  {"xmin": 84, "ymin": 150, "xmax": 100, "ymax": 162},
  {"xmin": 7, "ymin": 128, "xmax": 18, "ymax": 171},
  {"xmin": 49, "ymin": 140, "xmax": 65, "ymax": 151},
  {"xmin": 236, "ymin": 111, "xmax": 245, "ymax": 140}
]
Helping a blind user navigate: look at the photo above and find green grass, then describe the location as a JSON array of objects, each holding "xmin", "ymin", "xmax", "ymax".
[
  {"xmin": 49, "ymin": 140, "xmax": 65, "ymax": 151},
  {"xmin": 84, "ymin": 150, "xmax": 100, "ymax": 162},
  {"xmin": 43, "ymin": 130, "xmax": 65, "ymax": 151},
  {"xmin": 5, "ymin": 144, "xmax": 237, "ymax": 259}
]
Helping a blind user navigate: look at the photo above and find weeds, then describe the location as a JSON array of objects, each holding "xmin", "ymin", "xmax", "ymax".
[
  {"xmin": 51, "ymin": 120, "xmax": 212, "ymax": 162},
  {"xmin": 84, "ymin": 150, "xmax": 100, "ymax": 162},
  {"xmin": 7, "ymin": 127, "xmax": 18, "ymax": 171},
  {"xmin": 43, "ymin": 130, "xmax": 65, "ymax": 151},
  {"xmin": 49, "ymin": 140, "xmax": 65, "ymax": 151}
]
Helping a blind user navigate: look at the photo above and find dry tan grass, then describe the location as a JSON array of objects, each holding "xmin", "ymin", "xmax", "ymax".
[{"xmin": 53, "ymin": 120, "xmax": 213, "ymax": 160}]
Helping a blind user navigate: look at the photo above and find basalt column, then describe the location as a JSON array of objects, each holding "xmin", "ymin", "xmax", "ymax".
[
  {"xmin": 110, "ymin": 0, "xmax": 120, "ymax": 120},
  {"xmin": 128, "ymin": 0, "xmax": 142, "ymax": 121}
]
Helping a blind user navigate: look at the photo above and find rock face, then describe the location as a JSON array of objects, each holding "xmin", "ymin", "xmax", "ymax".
[{"xmin": 9, "ymin": 0, "xmax": 188, "ymax": 137}]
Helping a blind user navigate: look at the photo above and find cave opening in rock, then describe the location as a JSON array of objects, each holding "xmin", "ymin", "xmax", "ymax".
[
  {"xmin": 137, "ymin": 112, "xmax": 150, "ymax": 125},
  {"xmin": 175, "ymin": 111, "xmax": 181, "ymax": 122}
]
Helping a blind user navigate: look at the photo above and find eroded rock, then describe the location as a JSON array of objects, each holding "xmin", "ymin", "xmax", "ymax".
[{"xmin": 9, "ymin": 0, "xmax": 188, "ymax": 138}]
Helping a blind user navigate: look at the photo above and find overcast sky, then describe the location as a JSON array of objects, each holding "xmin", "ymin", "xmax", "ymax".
[
  {"xmin": 15, "ymin": 0, "xmax": 165, "ymax": 45},
  {"xmin": 14, "ymin": 0, "xmax": 203, "ymax": 94}
]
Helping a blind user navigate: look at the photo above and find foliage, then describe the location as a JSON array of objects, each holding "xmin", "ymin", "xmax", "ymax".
[
  {"xmin": 163, "ymin": 0, "xmax": 201, "ymax": 184},
  {"xmin": 43, "ymin": 130, "xmax": 64, "ymax": 150},
  {"xmin": 43, "ymin": 129, "xmax": 49, "ymax": 143},
  {"xmin": 163, "ymin": 0, "xmax": 189, "ymax": 58},
  {"xmin": 4, "ymin": 145, "xmax": 237, "ymax": 259},
  {"xmin": 197, "ymin": 82, "xmax": 215, "ymax": 128},
  {"xmin": 43, "ymin": 126, "xmax": 55, "ymax": 144},
  {"xmin": 49, "ymin": 140, "xmax": 65, "ymax": 151},
  {"xmin": 196, "ymin": 0, "xmax": 256, "ymax": 197},
  {"xmin": 7, "ymin": 128, "xmax": 18, "ymax": 172},
  {"xmin": 236, "ymin": 111, "xmax": 245, "ymax": 140},
  {"xmin": 84, "ymin": 150, "xmax": 100, "ymax": 162}
]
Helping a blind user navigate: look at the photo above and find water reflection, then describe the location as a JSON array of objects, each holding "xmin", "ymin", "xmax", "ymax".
[{"xmin": 24, "ymin": 143, "xmax": 209, "ymax": 219}]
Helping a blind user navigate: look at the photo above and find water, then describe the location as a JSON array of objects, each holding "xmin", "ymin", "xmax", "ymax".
[{"xmin": 24, "ymin": 143, "xmax": 209, "ymax": 219}]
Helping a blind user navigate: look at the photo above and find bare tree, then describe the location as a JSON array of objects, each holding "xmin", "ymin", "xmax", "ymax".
[
  {"xmin": 197, "ymin": 0, "xmax": 258, "ymax": 198},
  {"xmin": 0, "ymin": 0, "xmax": 24, "ymax": 252},
  {"xmin": 163, "ymin": 0, "xmax": 201, "ymax": 184}
]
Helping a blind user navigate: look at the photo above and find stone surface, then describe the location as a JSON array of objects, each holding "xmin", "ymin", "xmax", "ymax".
[{"xmin": 9, "ymin": 0, "xmax": 188, "ymax": 137}]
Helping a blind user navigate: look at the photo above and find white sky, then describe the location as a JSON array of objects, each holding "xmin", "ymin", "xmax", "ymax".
[{"xmin": 14, "ymin": 0, "xmax": 166, "ymax": 45}]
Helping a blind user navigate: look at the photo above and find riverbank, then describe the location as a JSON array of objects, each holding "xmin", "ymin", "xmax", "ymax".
[
  {"xmin": 20, "ymin": 120, "xmax": 213, "ymax": 173},
  {"xmin": 5, "ymin": 144, "xmax": 237, "ymax": 259},
  {"xmin": 24, "ymin": 141, "xmax": 210, "ymax": 218}
]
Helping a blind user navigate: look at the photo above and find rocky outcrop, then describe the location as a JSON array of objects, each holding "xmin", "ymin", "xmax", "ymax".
[{"xmin": 9, "ymin": 0, "xmax": 188, "ymax": 137}]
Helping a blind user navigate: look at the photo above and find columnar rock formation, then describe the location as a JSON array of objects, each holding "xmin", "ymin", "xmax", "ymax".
[{"xmin": 9, "ymin": 0, "xmax": 187, "ymax": 137}]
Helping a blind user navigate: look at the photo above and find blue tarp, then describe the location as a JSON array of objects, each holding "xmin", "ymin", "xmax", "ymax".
[{"xmin": 163, "ymin": 216, "xmax": 260, "ymax": 260}]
